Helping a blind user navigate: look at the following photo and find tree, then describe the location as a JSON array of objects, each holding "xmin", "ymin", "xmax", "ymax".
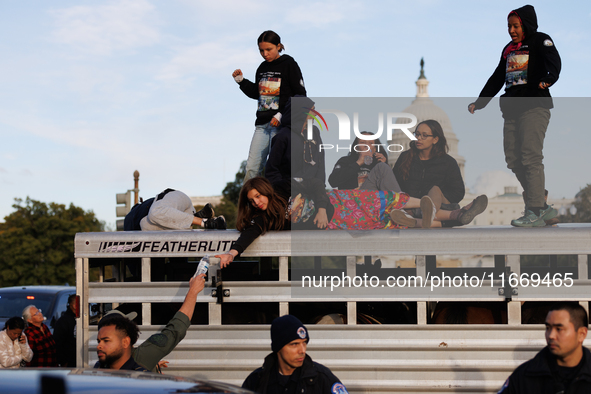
[
  {"xmin": 222, "ymin": 160, "xmax": 246, "ymax": 206},
  {"xmin": 199, "ymin": 160, "xmax": 246, "ymax": 229},
  {"xmin": 0, "ymin": 198, "xmax": 104, "ymax": 287},
  {"xmin": 557, "ymin": 184, "xmax": 591, "ymax": 223}
]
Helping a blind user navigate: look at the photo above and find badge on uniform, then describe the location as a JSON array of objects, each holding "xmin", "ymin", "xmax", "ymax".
[
  {"xmin": 331, "ymin": 383, "xmax": 348, "ymax": 394},
  {"xmin": 497, "ymin": 378, "xmax": 509, "ymax": 393},
  {"xmin": 544, "ymin": 39, "xmax": 554, "ymax": 47}
]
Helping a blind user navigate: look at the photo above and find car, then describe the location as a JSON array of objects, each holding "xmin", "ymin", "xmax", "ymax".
[
  {"xmin": 0, "ymin": 368, "xmax": 255, "ymax": 394},
  {"xmin": 0, "ymin": 286, "xmax": 75, "ymax": 333}
]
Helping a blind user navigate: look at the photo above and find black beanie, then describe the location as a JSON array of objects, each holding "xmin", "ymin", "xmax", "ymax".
[{"xmin": 271, "ymin": 315, "xmax": 309, "ymax": 353}]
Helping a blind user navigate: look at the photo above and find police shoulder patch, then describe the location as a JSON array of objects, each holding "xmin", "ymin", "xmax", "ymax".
[
  {"xmin": 497, "ymin": 377, "xmax": 509, "ymax": 393},
  {"xmin": 146, "ymin": 333, "xmax": 168, "ymax": 347},
  {"xmin": 331, "ymin": 383, "xmax": 348, "ymax": 394},
  {"xmin": 544, "ymin": 39, "xmax": 554, "ymax": 47}
]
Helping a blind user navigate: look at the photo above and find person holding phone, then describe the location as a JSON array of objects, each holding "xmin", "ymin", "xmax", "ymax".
[
  {"xmin": 328, "ymin": 131, "xmax": 400, "ymax": 192},
  {"xmin": 0, "ymin": 317, "xmax": 33, "ymax": 369}
]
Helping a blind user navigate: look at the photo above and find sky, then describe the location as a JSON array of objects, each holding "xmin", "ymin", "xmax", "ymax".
[{"xmin": 1, "ymin": 0, "xmax": 590, "ymax": 229}]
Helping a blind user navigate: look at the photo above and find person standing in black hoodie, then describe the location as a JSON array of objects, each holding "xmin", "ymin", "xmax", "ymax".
[
  {"xmin": 265, "ymin": 96, "xmax": 325, "ymax": 188},
  {"xmin": 468, "ymin": 5, "xmax": 561, "ymax": 227},
  {"xmin": 233, "ymin": 31, "xmax": 307, "ymax": 182}
]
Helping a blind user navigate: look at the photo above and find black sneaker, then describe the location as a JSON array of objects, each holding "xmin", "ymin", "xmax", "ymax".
[
  {"xmin": 203, "ymin": 216, "xmax": 226, "ymax": 230},
  {"xmin": 194, "ymin": 203, "xmax": 215, "ymax": 219}
]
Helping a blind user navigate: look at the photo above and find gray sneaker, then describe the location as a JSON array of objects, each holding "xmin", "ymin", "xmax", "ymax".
[
  {"xmin": 540, "ymin": 205, "xmax": 558, "ymax": 222},
  {"xmin": 510, "ymin": 210, "xmax": 545, "ymax": 227},
  {"xmin": 420, "ymin": 196, "xmax": 436, "ymax": 229}
]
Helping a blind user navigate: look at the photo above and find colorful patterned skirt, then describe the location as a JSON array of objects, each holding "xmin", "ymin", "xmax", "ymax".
[{"xmin": 327, "ymin": 190, "xmax": 410, "ymax": 230}]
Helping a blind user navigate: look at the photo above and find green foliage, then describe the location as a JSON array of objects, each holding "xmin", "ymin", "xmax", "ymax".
[
  {"xmin": 194, "ymin": 198, "xmax": 237, "ymax": 230},
  {"xmin": 557, "ymin": 184, "xmax": 591, "ymax": 223},
  {"xmin": 222, "ymin": 160, "xmax": 246, "ymax": 206},
  {"xmin": 213, "ymin": 198, "xmax": 237, "ymax": 229},
  {"xmin": 0, "ymin": 198, "xmax": 104, "ymax": 287}
]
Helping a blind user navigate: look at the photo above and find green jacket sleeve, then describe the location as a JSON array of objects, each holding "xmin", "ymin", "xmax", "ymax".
[{"xmin": 132, "ymin": 311, "xmax": 191, "ymax": 372}]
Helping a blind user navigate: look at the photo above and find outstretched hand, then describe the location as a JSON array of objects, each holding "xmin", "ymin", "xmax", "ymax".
[
  {"xmin": 468, "ymin": 103, "xmax": 476, "ymax": 114},
  {"xmin": 215, "ymin": 252, "xmax": 235, "ymax": 268}
]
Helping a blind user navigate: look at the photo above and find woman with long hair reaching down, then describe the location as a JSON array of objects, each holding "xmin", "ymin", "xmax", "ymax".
[{"xmin": 215, "ymin": 177, "xmax": 437, "ymax": 268}]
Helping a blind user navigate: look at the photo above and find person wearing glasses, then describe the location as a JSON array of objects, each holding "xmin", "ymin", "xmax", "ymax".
[
  {"xmin": 392, "ymin": 120, "xmax": 488, "ymax": 228},
  {"xmin": 22, "ymin": 305, "xmax": 57, "ymax": 367}
]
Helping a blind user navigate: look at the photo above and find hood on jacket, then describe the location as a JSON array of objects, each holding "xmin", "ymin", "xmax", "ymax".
[
  {"xmin": 283, "ymin": 95, "xmax": 315, "ymax": 132},
  {"xmin": 510, "ymin": 4, "xmax": 538, "ymax": 39}
]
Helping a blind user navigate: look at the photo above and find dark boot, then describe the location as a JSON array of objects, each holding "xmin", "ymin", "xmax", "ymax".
[
  {"xmin": 450, "ymin": 195, "xmax": 488, "ymax": 225},
  {"xmin": 194, "ymin": 203, "xmax": 215, "ymax": 219}
]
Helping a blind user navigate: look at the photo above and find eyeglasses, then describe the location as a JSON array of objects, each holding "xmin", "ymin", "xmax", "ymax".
[
  {"xmin": 413, "ymin": 132, "xmax": 434, "ymax": 139},
  {"xmin": 33, "ymin": 309, "xmax": 42, "ymax": 317}
]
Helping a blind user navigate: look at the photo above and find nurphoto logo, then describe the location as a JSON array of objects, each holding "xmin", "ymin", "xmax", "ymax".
[{"xmin": 306, "ymin": 109, "xmax": 418, "ymax": 153}]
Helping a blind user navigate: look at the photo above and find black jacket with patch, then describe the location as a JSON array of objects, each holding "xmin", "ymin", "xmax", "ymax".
[
  {"xmin": 498, "ymin": 347, "xmax": 591, "ymax": 394},
  {"xmin": 473, "ymin": 5, "xmax": 561, "ymax": 115},
  {"xmin": 242, "ymin": 353, "xmax": 346, "ymax": 394}
]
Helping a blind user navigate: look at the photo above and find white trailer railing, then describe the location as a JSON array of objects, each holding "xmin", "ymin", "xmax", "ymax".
[{"xmin": 75, "ymin": 224, "xmax": 591, "ymax": 394}]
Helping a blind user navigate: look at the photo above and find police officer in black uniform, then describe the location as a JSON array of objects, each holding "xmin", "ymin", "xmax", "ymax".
[
  {"xmin": 243, "ymin": 315, "xmax": 348, "ymax": 394},
  {"xmin": 498, "ymin": 302, "xmax": 591, "ymax": 393}
]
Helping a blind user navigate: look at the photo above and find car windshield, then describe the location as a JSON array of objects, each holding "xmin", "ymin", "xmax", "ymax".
[{"xmin": 0, "ymin": 293, "xmax": 54, "ymax": 319}]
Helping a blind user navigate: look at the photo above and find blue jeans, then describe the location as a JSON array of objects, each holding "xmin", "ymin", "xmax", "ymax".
[{"xmin": 244, "ymin": 122, "xmax": 279, "ymax": 182}]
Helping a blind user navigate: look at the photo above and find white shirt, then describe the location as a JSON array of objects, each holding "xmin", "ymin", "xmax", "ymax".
[{"xmin": 0, "ymin": 329, "xmax": 34, "ymax": 368}]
